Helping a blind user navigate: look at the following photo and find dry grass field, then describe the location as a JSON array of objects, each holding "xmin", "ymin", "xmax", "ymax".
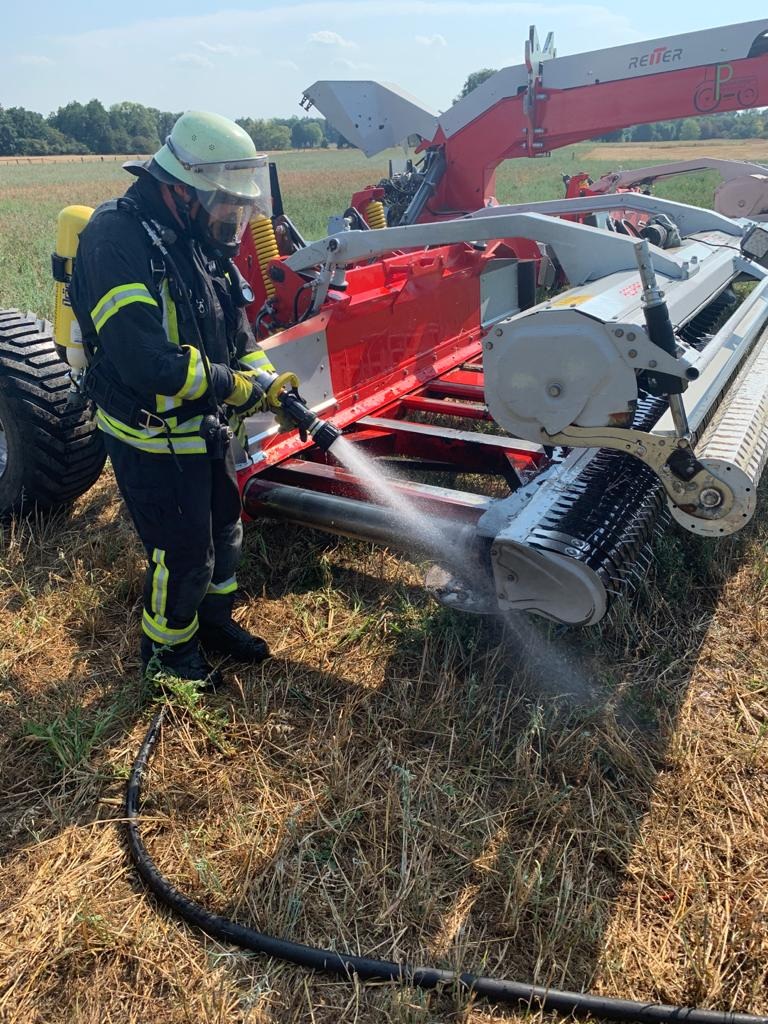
[
  {"xmin": 1, "ymin": 143, "xmax": 768, "ymax": 1023},
  {"xmin": 582, "ymin": 139, "xmax": 768, "ymax": 163}
]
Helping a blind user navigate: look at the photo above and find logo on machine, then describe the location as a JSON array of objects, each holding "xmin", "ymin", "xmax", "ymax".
[
  {"xmin": 628, "ymin": 46, "xmax": 683, "ymax": 70},
  {"xmin": 693, "ymin": 63, "xmax": 758, "ymax": 112}
]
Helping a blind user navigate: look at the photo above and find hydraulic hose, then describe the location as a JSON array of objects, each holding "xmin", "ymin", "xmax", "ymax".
[{"xmin": 125, "ymin": 708, "xmax": 768, "ymax": 1024}]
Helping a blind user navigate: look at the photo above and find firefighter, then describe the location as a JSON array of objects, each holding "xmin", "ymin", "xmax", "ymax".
[{"xmin": 70, "ymin": 110, "xmax": 289, "ymax": 689}]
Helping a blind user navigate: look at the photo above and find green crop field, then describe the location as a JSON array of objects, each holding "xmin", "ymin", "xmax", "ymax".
[
  {"xmin": 0, "ymin": 143, "xmax": 717, "ymax": 317},
  {"xmin": 2, "ymin": 146, "xmax": 768, "ymax": 1024}
]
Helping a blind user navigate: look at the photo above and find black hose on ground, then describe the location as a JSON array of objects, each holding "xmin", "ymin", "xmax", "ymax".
[{"xmin": 125, "ymin": 709, "xmax": 768, "ymax": 1024}]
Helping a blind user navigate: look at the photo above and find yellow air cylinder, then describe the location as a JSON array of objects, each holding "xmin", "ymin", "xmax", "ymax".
[
  {"xmin": 249, "ymin": 214, "xmax": 279, "ymax": 298},
  {"xmin": 364, "ymin": 200, "xmax": 387, "ymax": 230},
  {"xmin": 53, "ymin": 205, "xmax": 93, "ymax": 371}
]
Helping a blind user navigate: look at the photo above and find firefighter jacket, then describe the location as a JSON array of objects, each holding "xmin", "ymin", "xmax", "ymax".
[{"xmin": 70, "ymin": 174, "xmax": 275, "ymax": 456}]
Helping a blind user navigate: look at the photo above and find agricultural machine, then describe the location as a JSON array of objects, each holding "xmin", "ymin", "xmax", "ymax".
[
  {"xmin": 1, "ymin": 17, "xmax": 768, "ymax": 633},
  {"xmin": 3, "ymin": 16, "xmax": 768, "ymax": 1020}
]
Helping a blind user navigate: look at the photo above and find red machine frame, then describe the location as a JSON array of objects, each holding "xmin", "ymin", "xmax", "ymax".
[{"xmin": 234, "ymin": 18, "xmax": 768, "ymax": 534}]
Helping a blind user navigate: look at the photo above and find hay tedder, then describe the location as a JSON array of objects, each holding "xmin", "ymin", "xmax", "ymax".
[{"xmin": 2, "ymin": 18, "xmax": 768, "ymax": 629}]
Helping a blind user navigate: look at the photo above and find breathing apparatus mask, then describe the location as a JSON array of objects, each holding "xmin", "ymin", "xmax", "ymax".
[{"xmin": 190, "ymin": 189, "xmax": 256, "ymax": 256}]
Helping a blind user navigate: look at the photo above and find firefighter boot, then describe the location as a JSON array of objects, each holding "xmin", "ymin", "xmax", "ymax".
[
  {"xmin": 141, "ymin": 634, "xmax": 224, "ymax": 691},
  {"xmin": 198, "ymin": 593, "xmax": 270, "ymax": 664}
]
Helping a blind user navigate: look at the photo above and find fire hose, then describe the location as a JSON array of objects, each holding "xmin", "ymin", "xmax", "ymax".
[{"xmin": 125, "ymin": 706, "xmax": 768, "ymax": 1024}]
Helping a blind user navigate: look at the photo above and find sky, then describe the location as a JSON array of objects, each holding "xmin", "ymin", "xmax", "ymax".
[{"xmin": 1, "ymin": 0, "xmax": 767, "ymax": 121}]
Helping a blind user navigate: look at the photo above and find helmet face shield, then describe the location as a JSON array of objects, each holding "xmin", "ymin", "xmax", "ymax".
[
  {"xmin": 165, "ymin": 134, "xmax": 271, "ymax": 210},
  {"xmin": 196, "ymin": 190, "xmax": 258, "ymax": 249}
]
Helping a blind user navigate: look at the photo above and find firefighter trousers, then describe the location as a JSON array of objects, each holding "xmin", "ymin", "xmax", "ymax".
[{"xmin": 104, "ymin": 435, "xmax": 244, "ymax": 648}]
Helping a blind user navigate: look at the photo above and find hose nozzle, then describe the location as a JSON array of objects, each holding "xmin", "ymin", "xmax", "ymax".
[{"xmin": 279, "ymin": 389, "xmax": 341, "ymax": 452}]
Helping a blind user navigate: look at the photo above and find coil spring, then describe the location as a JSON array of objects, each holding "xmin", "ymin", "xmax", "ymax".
[
  {"xmin": 364, "ymin": 200, "xmax": 387, "ymax": 230},
  {"xmin": 249, "ymin": 215, "xmax": 279, "ymax": 298}
]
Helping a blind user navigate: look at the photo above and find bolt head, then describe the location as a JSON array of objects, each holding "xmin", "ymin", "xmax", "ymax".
[
  {"xmin": 614, "ymin": 329, "xmax": 624, "ymax": 338},
  {"xmin": 700, "ymin": 487, "xmax": 723, "ymax": 509},
  {"xmin": 649, "ymin": 359, "xmax": 657, "ymax": 369},
  {"xmin": 486, "ymin": 341, "xmax": 494, "ymax": 351},
  {"xmin": 495, "ymin": 327, "xmax": 503, "ymax": 337},
  {"xmin": 547, "ymin": 383, "xmax": 562, "ymax": 397},
  {"xmin": 627, "ymin": 332, "xmax": 636, "ymax": 341},
  {"xmin": 628, "ymin": 349, "xmax": 638, "ymax": 359}
]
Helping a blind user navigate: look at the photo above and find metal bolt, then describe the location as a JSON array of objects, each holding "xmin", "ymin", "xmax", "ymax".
[
  {"xmin": 547, "ymin": 383, "xmax": 562, "ymax": 397},
  {"xmin": 353, "ymin": 392, "xmax": 360, "ymax": 402},
  {"xmin": 700, "ymin": 488, "xmax": 723, "ymax": 509},
  {"xmin": 495, "ymin": 327, "xmax": 503, "ymax": 337},
  {"xmin": 628, "ymin": 349, "xmax": 638, "ymax": 359},
  {"xmin": 614, "ymin": 328, "xmax": 624, "ymax": 338},
  {"xmin": 627, "ymin": 332, "xmax": 636, "ymax": 341},
  {"xmin": 649, "ymin": 359, "xmax": 657, "ymax": 368},
  {"xmin": 486, "ymin": 341, "xmax": 494, "ymax": 351},
  {"xmin": 507, "ymin": 572, "xmax": 517, "ymax": 582}
]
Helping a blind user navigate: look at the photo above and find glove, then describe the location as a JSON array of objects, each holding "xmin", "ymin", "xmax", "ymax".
[{"xmin": 226, "ymin": 371, "xmax": 267, "ymax": 415}]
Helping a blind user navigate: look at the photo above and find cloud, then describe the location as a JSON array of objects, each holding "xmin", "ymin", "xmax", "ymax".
[
  {"xmin": 415, "ymin": 33, "xmax": 447, "ymax": 47},
  {"xmin": 332, "ymin": 57, "xmax": 374, "ymax": 71},
  {"xmin": 308, "ymin": 29, "xmax": 357, "ymax": 48},
  {"xmin": 14, "ymin": 54, "xmax": 54, "ymax": 66},
  {"xmin": 198, "ymin": 41, "xmax": 238, "ymax": 55},
  {"xmin": 275, "ymin": 58, "xmax": 300, "ymax": 71},
  {"xmin": 171, "ymin": 52, "xmax": 214, "ymax": 68},
  {"xmin": 58, "ymin": 5, "xmax": 638, "ymax": 55}
]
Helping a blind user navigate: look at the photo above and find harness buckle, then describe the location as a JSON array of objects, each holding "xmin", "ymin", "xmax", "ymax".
[
  {"xmin": 137, "ymin": 409, "xmax": 166, "ymax": 431},
  {"xmin": 149, "ymin": 257, "xmax": 166, "ymax": 288}
]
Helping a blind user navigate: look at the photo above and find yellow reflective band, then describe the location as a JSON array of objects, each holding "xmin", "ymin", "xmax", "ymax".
[
  {"xmin": 207, "ymin": 576, "xmax": 237, "ymax": 596},
  {"xmin": 156, "ymin": 393, "xmax": 182, "ymax": 414},
  {"xmin": 240, "ymin": 349, "xmax": 276, "ymax": 374},
  {"xmin": 91, "ymin": 282, "xmax": 157, "ymax": 333},
  {"xmin": 150, "ymin": 548, "xmax": 169, "ymax": 621},
  {"xmin": 96, "ymin": 409, "xmax": 208, "ymax": 454},
  {"xmin": 161, "ymin": 280, "xmax": 180, "ymax": 343},
  {"xmin": 142, "ymin": 609, "xmax": 199, "ymax": 646},
  {"xmin": 173, "ymin": 346, "xmax": 208, "ymax": 401}
]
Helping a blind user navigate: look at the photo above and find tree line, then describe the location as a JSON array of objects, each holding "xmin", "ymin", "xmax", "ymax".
[
  {"xmin": 0, "ymin": 99, "xmax": 345, "ymax": 157},
  {"xmin": 596, "ymin": 109, "xmax": 767, "ymax": 143},
  {"xmin": 2, "ymin": 84, "xmax": 765, "ymax": 158}
]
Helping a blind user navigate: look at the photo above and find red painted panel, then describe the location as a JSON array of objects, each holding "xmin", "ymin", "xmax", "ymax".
[{"xmin": 430, "ymin": 54, "xmax": 768, "ymax": 215}]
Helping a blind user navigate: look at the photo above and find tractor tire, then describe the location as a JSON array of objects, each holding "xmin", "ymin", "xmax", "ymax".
[{"xmin": 0, "ymin": 308, "xmax": 106, "ymax": 517}]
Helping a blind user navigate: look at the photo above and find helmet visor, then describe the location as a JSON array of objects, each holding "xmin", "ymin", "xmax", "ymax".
[
  {"xmin": 166, "ymin": 135, "xmax": 270, "ymax": 203},
  {"xmin": 196, "ymin": 190, "xmax": 259, "ymax": 248}
]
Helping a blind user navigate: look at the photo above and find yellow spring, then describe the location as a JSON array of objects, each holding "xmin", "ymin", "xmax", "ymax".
[
  {"xmin": 364, "ymin": 200, "xmax": 387, "ymax": 230},
  {"xmin": 249, "ymin": 215, "xmax": 279, "ymax": 297}
]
